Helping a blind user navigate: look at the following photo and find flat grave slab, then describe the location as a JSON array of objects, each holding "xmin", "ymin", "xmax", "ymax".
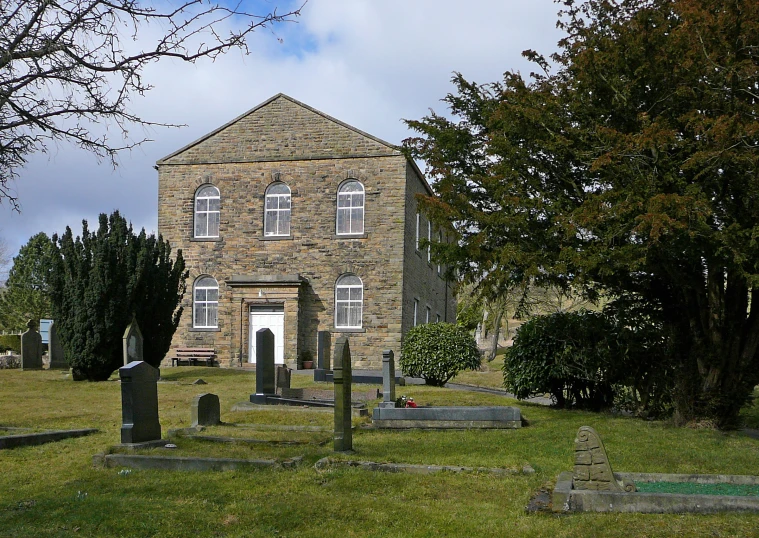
[
  {"xmin": 94, "ymin": 453, "xmax": 301, "ymax": 471},
  {"xmin": 371, "ymin": 405, "xmax": 522, "ymax": 429},
  {"xmin": 0, "ymin": 428, "xmax": 98, "ymax": 450}
]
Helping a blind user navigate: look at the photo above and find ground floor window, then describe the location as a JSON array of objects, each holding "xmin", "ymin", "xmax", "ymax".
[
  {"xmin": 335, "ymin": 274, "xmax": 363, "ymax": 328},
  {"xmin": 193, "ymin": 276, "xmax": 219, "ymax": 328}
]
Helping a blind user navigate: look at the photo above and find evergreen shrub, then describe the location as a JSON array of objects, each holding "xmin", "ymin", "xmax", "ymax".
[{"xmin": 400, "ymin": 322, "xmax": 481, "ymax": 386}]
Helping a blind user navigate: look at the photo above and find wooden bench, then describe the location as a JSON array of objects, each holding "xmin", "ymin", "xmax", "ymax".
[{"xmin": 171, "ymin": 347, "xmax": 217, "ymax": 367}]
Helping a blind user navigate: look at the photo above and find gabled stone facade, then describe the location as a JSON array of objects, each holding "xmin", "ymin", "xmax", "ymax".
[{"xmin": 157, "ymin": 94, "xmax": 455, "ymax": 369}]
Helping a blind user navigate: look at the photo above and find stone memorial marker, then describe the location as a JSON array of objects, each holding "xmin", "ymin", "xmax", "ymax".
[
  {"xmin": 122, "ymin": 317, "xmax": 144, "ymax": 365},
  {"xmin": 314, "ymin": 330, "xmax": 332, "ymax": 382},
  {"xmin": 379, "ymin": 349, "xmax": 396, "ymax": 409},
  {"xmin": 20, "ymin": 319, "xmax": 43, "ymax": 370},
  {"xmin": 191, "ymin": 393, "xmax": 221, "ymax": 427},
  {"xmin": 275, "ymin": 365, "xmax": 291, "ymax": 393},
  {"xmin": 250, "ymin": 328, "xmax": 277, "ymax": 404},
  {"xmin": 333, "ymin": 336, "xmax": 352, "ymax": 452},
  {"xmin": 573, "ymin": 426, "xmax": 635, "ymax": 492},
  {"xmin": 47, "ymin": 321, "xmax": 67, "ymax": 369},
  {"xmin": 119, "ymin": 361, "xmax": 162, "ymax": 444}
]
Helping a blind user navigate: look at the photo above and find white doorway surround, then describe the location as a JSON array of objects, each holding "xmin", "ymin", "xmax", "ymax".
[{"xmin": 249, "ymin": 305, "xmax": 285, "ymax": 364}]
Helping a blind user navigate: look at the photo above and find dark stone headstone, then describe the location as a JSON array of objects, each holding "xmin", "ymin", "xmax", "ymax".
[
  {"xmin": 122, "ymin": 317, "xmax": 144, "ymax": 366},
  {"xmin": 275, "ymin": 365, "xmax": 291, "ymax": 392},
  {"xmin": 333, "ymin": 336, "xmax": 352, "ymax": 452},
  {"xmin": 250, "ymin": 328, "xmax": 277, "ymax": 404},
  {"xmin": 379, "ymin": 350, "xmax": 396, "ymax": 409},
  {"xmin": 314, "ymin": 331, "xmax": 332, "ymax": 382},
  {"xmin": 47, "ymin": 321, "xmax": 67, "ymax": 369},
  {"xmin": 20, "ymin": 319, "xmax": 43, "ymax": 370},
  {"xmin": 191, "ymin": 393, "xmax": 221, "ymax": 427},
  {"xmin": 119, "ymin": 361, "xmax": 162, "ymax": 444}
]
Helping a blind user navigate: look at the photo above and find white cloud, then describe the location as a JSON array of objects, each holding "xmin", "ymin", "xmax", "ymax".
[{"xmin": 0, "ymin": 0, "xmax": 563, "ymax": 260}]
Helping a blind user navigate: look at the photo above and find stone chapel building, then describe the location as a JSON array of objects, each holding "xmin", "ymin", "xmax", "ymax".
[{"xmin": 157, "ymin": 94, "xmax": 455, "ymax": 369}]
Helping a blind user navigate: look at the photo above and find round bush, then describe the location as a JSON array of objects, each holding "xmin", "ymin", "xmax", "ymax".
[{"xmin": 400, "ymin": 322, "xmax": 481, "ymax": 386}]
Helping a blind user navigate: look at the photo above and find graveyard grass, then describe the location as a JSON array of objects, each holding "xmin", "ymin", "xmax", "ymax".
[{"xmin": 1, "ymin": 369, "xmax": 759, "ymax": 537}]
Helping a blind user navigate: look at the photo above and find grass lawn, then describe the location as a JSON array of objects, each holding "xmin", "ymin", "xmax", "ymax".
[{"xmin": 1, "ymin": 367, "xmax": 759, "ymax": 537}]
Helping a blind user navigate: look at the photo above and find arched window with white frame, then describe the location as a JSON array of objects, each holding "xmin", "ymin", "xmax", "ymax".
[
  {"xmin": 264, "ymin": 182, "xmax": 291, "ymax": 236},
  {"xmin": 193, "ymin": 276, "xmax": 219, "ymax": 328},
  {"xmin": 194, "ymin": 185, "xmax": 220, "ymax": 238},
  {"xmin": 336, "ymin": 180, "xmax": 364, "ymax": 235},
  {"xmin": 335, "ymin": 274, "xmax": 363, "ymax": 328}
]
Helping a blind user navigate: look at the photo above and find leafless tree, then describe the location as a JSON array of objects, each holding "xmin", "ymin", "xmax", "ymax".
[{"xmin": 0, "ymin": 0, "xmax": 306, "ymax": 209}]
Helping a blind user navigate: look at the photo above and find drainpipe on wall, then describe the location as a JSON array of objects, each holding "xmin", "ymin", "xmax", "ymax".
[{"xmin": 239, "ymin": 298, "xmax": 244, "ymax": 367}]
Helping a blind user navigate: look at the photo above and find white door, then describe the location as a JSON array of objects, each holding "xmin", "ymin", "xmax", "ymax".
[{"xmin": 249, "ymin": 306, "xmax": 285, "ymax": 364}]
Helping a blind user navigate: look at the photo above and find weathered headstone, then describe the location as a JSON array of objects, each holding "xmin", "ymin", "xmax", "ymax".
[
  {"xmin": 119, "ymin": 361, "xmax": 162, "ymax": 444},
  {"xmin": 314, "ymin": 330, "xmax": 332, "ymax": 382},
  {"xmin": 573, "ymin": 426, "xmax": 635, "ymax": 492},
  {"xmin": 333, "ymin": 336, "xmax": 352, "ymax": 452},
  {"xmin": 275, "ymin": 365, "xmax": 291, "ymax": 393},
  {"xmin": 122, "ymin": 317, "xmax": 144, "ymax": 365},
  {"xmin": 47, "ymin": 321, "xmax": 67, "ymax": 369},
  {"xmin": 250, "ymin": 328, "xmax": 277, "ymax": 404},
  {"xmin": 379, "ymin": 349, "xmax": 396, "ymax": 409},
  {"xmin": 20, "ymin": 319, "xmax": 43, "ymax": 370},
  {"xmin": 191, "ymin": 393, "xmax": 221, "ymax": 427}
]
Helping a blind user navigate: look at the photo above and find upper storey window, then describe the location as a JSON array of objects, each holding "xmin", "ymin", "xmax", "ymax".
[
  {"xmin": 194, "ymin": 185, "xmax": 220, "ymax": 238},
  {"xmin": 264, "ymin": 183, "xmax": 291, "ymax": 236},
  {"xmin": 336, "ymin": 180, "xmax": 364, "ymax": 235}
]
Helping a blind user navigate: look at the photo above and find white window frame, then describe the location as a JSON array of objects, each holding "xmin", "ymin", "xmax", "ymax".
[
  {"xmin": 264, "ymin": 182, "xmax": 292, "ymax": 237},
  {"xmin": 193, "ymin": 276, "xmax": 219, "ymax": 328},
  {"xmin": 427, "ymin": 222, "xmax": 432, "ymax": 263},
  {"xmin": 336, "ymin": 180, "xmax": 365, "ymax": 235},
  {"xmin": 335, "ymin": 274, "xmax": 363, "ymax": 329},
  {"xmin": 415, "ymin": 212, "xmax": 421, "ymax": 251},
  {"xmin": 437, "ymin": 231, "xmax": 443, "ymax": 274},
  {"xmin": 436, "ymin": 313, "xmax": 441, "ymax": 323},
  {"xmin": 413, "ymin": 298, "xmax": 419, "ymax": 327},
  {"xmin": 426, "ymin": 306, "xmax": 431, "ymax": 324},
  {"xmin": 194, "ymin": 185, "xmax": 220, "ymax": 238}
]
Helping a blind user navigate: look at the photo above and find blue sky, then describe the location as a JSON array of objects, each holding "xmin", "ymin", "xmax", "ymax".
[{"xmin": 0, "ymin": 0, "xmax": 564, "ymax": 273}]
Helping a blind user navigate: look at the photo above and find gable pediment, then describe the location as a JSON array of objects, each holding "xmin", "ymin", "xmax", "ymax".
[{"xmin": 158, "ymin": 94, "xmax": 400, "ymax": 165}]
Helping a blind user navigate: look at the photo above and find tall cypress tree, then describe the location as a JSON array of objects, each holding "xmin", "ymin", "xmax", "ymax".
[{"xmin": 48, "ymin": 211, "xmax": 187, "ymax": 381}]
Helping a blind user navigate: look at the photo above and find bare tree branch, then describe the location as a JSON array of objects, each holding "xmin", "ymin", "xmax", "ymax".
[{"xmin": 0, "ymin": 0, "xmax": 306, "ymax": 210}]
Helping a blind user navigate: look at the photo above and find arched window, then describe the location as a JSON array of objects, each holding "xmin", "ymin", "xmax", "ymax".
[
  {"xmin": 335, "ymin": 274, "xmax": 363, "ymax": 328},
  {"xmin": 193, "ymin": 276, "xmax": 219, "ymax": 328},
  {"xmin": 264, "ymin": 183, "xmax": 291, "ymax": 236},
  {"xmin": 336, "ymin": 180, "xmax": 364, "ymax": 235},
  {"xmin": 194, "ymin": 185, "xmax": 220, "ymax": 238}
]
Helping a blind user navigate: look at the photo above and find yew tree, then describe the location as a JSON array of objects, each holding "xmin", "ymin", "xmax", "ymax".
[
  {"xmin": 405, "ymin": 0, "xmax": 759, "ymax": 427},
  {"xmin": 48, "ymin": 211, "xmax": 187, "ymax": 380}
]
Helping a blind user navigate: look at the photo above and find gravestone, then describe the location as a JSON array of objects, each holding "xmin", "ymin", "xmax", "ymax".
[
  {"xmin": 119, "ymin": 361, "xmax": 162, "ymax": 444},
  {"xmin": 47, "ymin": 321, "xmax": 67, "ymax": 369},
  {"xmin": 20, "ymin": 319, "xmax": 43, "ymax": 370},
  {"xmin": 275, "ymin": 365, "xmax": 291, "ymax": 393},
  {"xmin": 191, "ymin": 393, "xmax": 221, "ymax": 427},
  {"xmin": 333, "ymin": 336, "xmax": 353, "ymax": 452},
  {"xmin": 250, "ymin": 328, "xmax": 277, "ymax": 404},
  {"xmin": 378, "ymin": 350, "xmax": 396, "ymax": 409},
  {"xmin": 122, "ymin": 317, "xmax": 144, "ymax": 365},
  {"xmin": 314, "ymin": 330, "xmax": 332, "ymax": 382},
  {"xmin": 573, "ymin": 426, "xmax": 635, "ymax": 492}
]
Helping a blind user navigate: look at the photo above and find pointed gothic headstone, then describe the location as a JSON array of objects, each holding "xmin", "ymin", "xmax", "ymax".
[
  {"xmin": 122, "ymin": 317, "xmax": 144, "ymax": 366},
  {"xmin": 333, "ymin": 336, "xmax": 353, "ymax": 452}
]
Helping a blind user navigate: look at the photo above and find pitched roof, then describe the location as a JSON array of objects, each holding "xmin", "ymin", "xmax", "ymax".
[{"xmin": 157, "ymin": 93, "xmax": 402, "ymax": 165}]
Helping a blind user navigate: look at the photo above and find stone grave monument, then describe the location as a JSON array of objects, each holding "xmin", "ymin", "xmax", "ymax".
[
  {"xmin": 119, "ymin": 361, "xmax": 162, "ymax": 445},
  {"xmin": 314, "ymin": 330, "xmax": 332, "ymax": 382},
  {"xmin": 275, "ymin": 365, "xmax": 291, "ymax": 394},
  {"xmin": 191, "ymin": 393, "xmax": 221, "ymax": 427},
  {"xmin": 333, "ymin": 336, "xmax": 352, "ymax": 452},
  {"xmin": 378, "ymin": 350, "xmax": 396, "ymax": 409},
  {"xmin": 122, "ymin": 317, "xmax": 144, "ymax": 365},
  {"xmin": 573, "ymin": 426, "xmax": 635, "ymax": 492},
  {"xmin": 47, "ymin": 321, "xmax": 67, "ymax": 369},
  {"xmin": 20, "ymin": 319, "xmax": 43, "ymax": 370},
  {"xmin": 250, "ymin": 328, "xmax": 278, "ymax": 404}
]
